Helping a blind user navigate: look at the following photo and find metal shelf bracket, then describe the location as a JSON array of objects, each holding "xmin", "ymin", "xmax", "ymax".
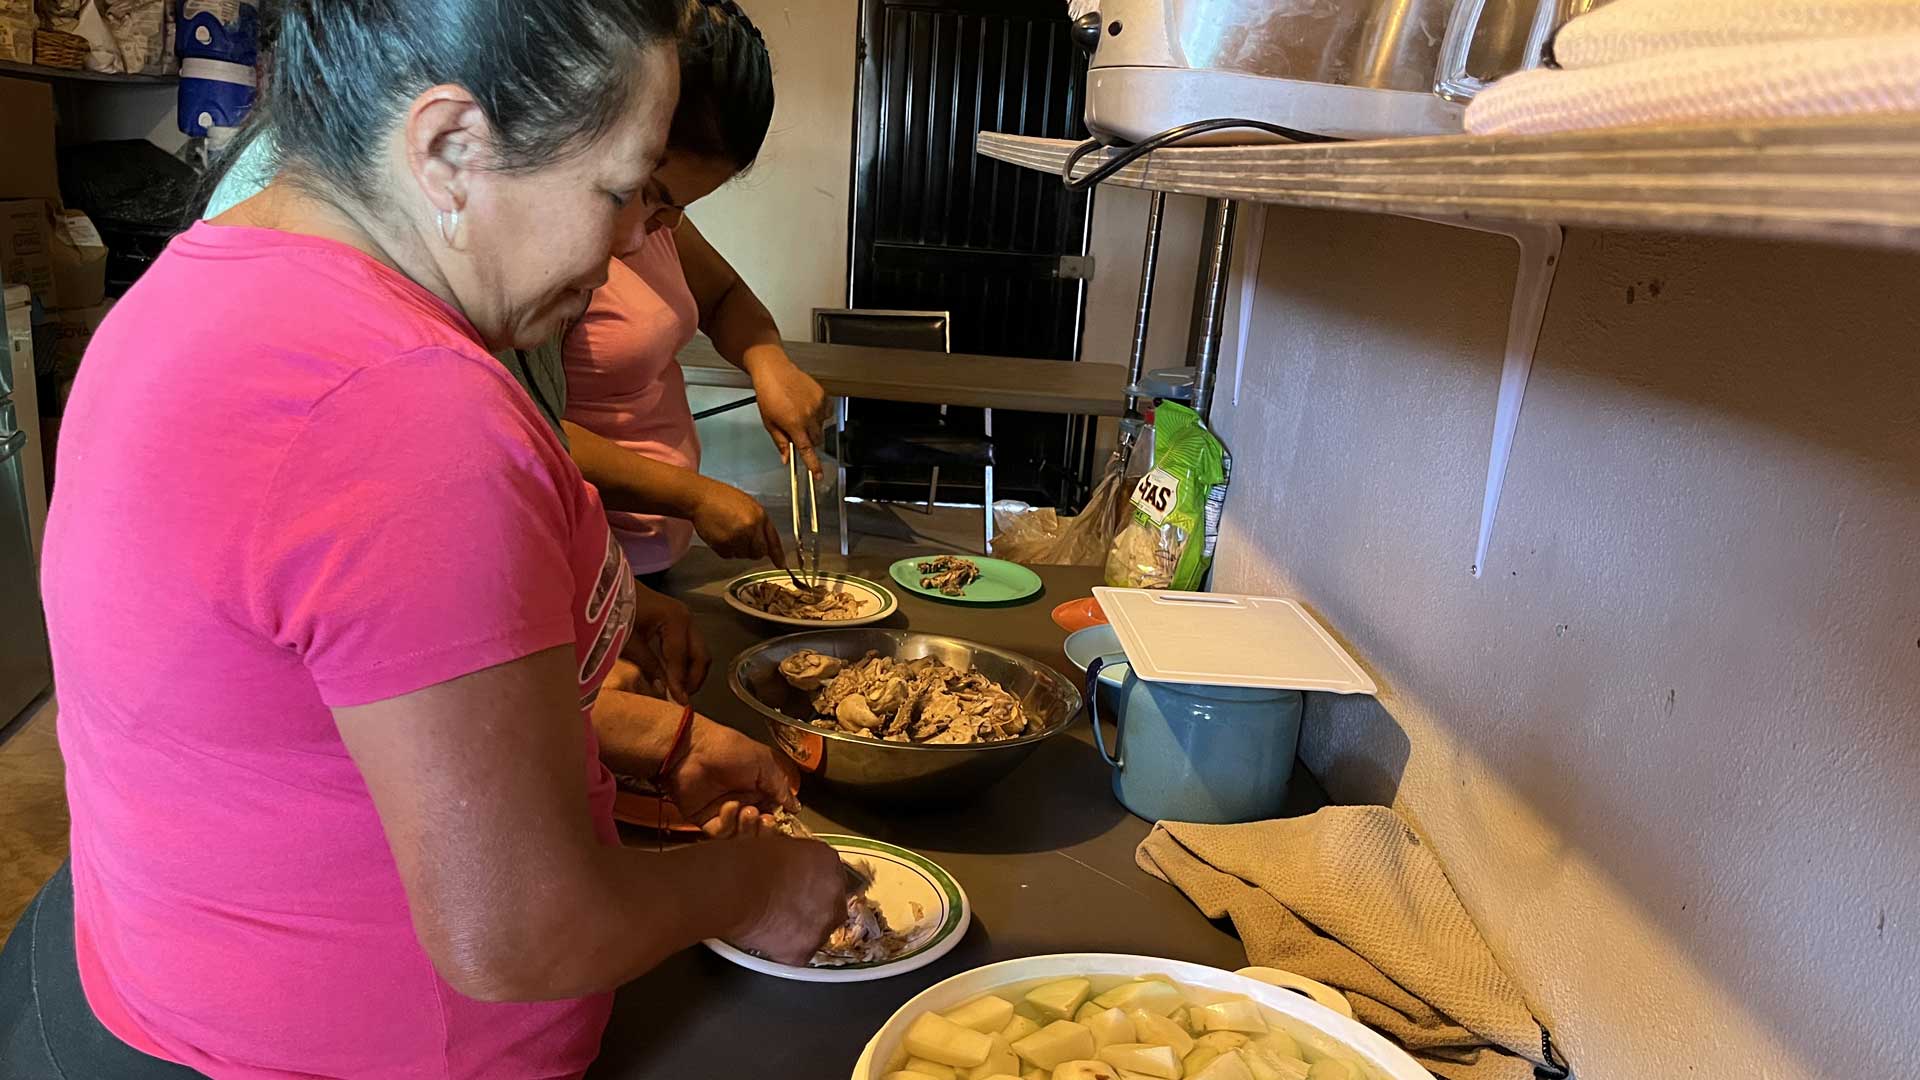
[{"xmin": 1412, "ymin": 216, "xmax": 1564, "ymax": 577}]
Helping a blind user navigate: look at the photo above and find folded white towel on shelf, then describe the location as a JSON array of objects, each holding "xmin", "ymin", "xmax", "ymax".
[
  {"xmin": 1466, "ymin": 32, "xmax": 1920, "ymax": 135},
  {"xmin": 1553, "ymin": 0, "xmax": 1920, "ymax": 69}
]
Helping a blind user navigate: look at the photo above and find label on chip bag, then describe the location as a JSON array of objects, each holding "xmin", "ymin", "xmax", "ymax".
[{"xmin": 1130, "ymin": 468, "xmax": 1181, "ymax": 526}]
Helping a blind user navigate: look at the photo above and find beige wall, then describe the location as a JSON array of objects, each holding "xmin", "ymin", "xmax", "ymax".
[
  {"xmin": 687, "ymin": 0, "xmax": 859, "ymax": 336},
  {"xmin": 1207, "ymin": 209, "xmax": 1920, "ymax": 1078},
  {"xmin": 1079, "ymin": 187, "xmax": 1206, "ymax": 372}
]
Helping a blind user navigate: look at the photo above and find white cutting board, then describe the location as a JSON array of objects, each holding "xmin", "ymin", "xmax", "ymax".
[{"xmin": 1093, "ymin": 587, "xmax": 1377, "ymax": 694}]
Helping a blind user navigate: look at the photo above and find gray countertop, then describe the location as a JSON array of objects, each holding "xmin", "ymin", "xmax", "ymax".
[{"xmin": 588, "ymin": 549, "xmax": 1321, "ymax": 1079}]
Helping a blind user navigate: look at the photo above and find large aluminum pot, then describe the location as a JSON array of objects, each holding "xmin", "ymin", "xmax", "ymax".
[{"xmin": 730, "ymin": 629, "xmax": 1083, "ymax": 807}]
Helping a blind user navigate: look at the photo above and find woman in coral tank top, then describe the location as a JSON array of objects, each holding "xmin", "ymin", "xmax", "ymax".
[{"xmin": 562, "ymin": 0, "xmax": 829, "ymax": 581}]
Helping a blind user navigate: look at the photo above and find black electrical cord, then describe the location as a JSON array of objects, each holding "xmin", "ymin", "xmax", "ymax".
[{"xmin": 1060, "ymin": 117, "xmax": 1346, "ymax": 191}]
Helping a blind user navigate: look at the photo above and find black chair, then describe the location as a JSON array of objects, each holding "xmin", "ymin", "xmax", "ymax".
[{"xmin": 813, "ymin": 308, "xmax": 996, "ymax": 555}]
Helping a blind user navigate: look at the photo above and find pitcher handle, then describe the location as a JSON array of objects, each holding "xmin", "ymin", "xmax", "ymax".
[
  {"xmin": 1436, "ymin": 0, "xmax": 1563, "ymax": 103},
  {"xmin": 1086, "ymin": 656, "xmax": 1123, "ymax": 771}
]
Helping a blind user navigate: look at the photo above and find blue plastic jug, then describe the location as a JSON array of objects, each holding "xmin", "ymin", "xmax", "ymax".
[{"xmin": 1086, "ymin": 655, "xmax": 1302, "ymax": 824}]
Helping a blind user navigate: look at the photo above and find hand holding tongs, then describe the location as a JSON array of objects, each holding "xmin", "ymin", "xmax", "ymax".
[{"xmin": 786, "ymin": 452, "xmax": 820, "ymax": 588}]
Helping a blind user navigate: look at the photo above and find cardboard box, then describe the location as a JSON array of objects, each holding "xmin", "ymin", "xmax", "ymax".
[
  {"xmin": 0, "ymin": 23, "xmax": 34, "ymax": 65},
  {"xmin": 0, "ymin": 199, "xmax": 55, "ymax": 308},
  {"xmin": 38, "ymin": 299, "xmax": 111, "ymax": 379},
  {"xmin": 50, "ymin": 210, "xmax": 107, "ymax": 310},
  {"xmin": 0, "ymin": 77, "xmax": 60, "ymax": 205}
]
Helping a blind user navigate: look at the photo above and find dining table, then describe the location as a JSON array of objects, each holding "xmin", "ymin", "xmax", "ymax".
[{"xmin": 588, "ymin": 547, "xmax": 1324, "ymax": 1079}]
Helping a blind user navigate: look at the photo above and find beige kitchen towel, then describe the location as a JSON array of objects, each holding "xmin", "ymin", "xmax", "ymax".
[
  {"xmin": 1552, "ymin": 0, "xmax": 1920, "ymax": 70},
  {"xmin": 1136, "ymin": 807, "xmax": 1565, "ymax": 1080}
]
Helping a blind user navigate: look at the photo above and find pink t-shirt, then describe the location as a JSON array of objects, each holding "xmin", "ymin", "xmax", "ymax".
[
  {"xmin": 561, "ymin": 225, "xmax": 701, "ymax": 574},
  {"xmin": 42, "ymin": 223, "xmax": 635, "ymax": 1079}
]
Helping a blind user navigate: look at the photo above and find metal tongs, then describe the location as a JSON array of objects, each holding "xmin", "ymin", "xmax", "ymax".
[{"xmin": 786, "ymin": 452, "xmax": 821, "ymax": 588}]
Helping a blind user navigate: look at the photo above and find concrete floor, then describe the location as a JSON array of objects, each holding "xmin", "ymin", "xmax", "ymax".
[
  {"xmin": 0, "ymin": 694, "xmax": 64, "ymax": 937},
  {"xmin": 0, "ymin": 501, "xmax": 994, "ymax": 940}
]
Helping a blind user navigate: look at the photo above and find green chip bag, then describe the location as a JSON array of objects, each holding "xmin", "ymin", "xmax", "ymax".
[{"xmin": 1105, "ymin": 402, "xmax": 1230, "ymax": 591}]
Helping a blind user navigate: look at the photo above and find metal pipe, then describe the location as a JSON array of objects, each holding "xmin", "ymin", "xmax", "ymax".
[
  {"xmin": 1125, "ymin": 191, "xmax": 1168, "ymax": 415},
  {"xmin": 1187, "ymin": 197, "xmax": 1239, "ymax": 420}
]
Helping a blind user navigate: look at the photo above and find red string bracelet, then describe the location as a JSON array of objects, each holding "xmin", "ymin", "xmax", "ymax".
[{"xmin": 653, "ymin": 703, "xmax": 697, "ymax": 786}]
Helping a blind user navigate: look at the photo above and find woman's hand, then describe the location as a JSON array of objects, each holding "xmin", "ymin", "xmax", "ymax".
[
  {"xmin": 689, "ymin": 478, "xmax": 787, "ymax": 566},
  {"xmin": 745, "ymin": 348, "xmax": 829, "ymax": 477},
  {"xmin": 700, "ymin": 800, "xmax": 781, "ymax": 840},
  {"xmin": 663, "ymin": 716, "xmax": 799, "ymax": 824},
  {"xmin": 620, "ymin": 584, "xmax": 710, "ymax": 703},
  {"xmin": 723, "ymin": 834, "xmax": 848, "ymax": 966}
]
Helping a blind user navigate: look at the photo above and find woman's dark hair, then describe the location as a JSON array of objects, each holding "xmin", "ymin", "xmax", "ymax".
[
  {"xmin": 669, "ymin": 0, "xmax": 775, "ymax": 171},
  {"xmin": 222, "ymin": 0, "xmax": 678, "ymax": 207}
]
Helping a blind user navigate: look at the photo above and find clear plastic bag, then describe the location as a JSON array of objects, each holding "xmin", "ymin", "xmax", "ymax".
[{"xmin": 990, "ymin": 457, "xmax": 1130, "ymax": 567}]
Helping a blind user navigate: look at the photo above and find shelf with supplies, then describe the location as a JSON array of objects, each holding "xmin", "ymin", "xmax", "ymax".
[
  {"xmin": 976, "ymin": 117, "xmax": 1920, "ymax": 253},
  {"xmin": 0, "ymin": 58, "xmax": 176, "ymax": 86}
]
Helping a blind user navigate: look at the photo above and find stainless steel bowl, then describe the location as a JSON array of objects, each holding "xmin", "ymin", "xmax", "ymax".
[{"xmin": 730, "ymin": 629, "xmax": 1084, "ymax": 807}]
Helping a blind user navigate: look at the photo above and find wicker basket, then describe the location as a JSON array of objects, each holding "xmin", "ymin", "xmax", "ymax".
[{"xmin": 33, "ymin": 28, "xmax": 88, "ymax": 70}]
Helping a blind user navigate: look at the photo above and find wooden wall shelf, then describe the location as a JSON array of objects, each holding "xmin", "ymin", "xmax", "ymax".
[
  {"xmin": 0, "ymin": 58, "xmax": 175, "ymax": 86},
  {"xmin": 977, "ymin": 117, "xmax": 1920, "ymax": 251}
]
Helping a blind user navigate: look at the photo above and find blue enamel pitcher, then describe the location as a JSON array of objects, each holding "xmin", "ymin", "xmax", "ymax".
[{"xmin": 1085, "ymin": 654, "xmax": 1303, "ymax": 824}]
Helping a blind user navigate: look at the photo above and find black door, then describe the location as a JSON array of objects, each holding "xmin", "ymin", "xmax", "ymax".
[{"xmin": 848, "ymin": 0, "xmax": 1094, "ymax": 506}]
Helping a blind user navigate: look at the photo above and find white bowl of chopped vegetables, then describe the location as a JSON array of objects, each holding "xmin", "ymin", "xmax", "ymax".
[{"xmin": 855, "ymin": 953, "xmax": 1432, "ymax": 1080}]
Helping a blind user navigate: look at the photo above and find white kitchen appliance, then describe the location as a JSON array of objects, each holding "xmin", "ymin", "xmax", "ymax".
[{"xmin": 1075, "ymin": 0, "xmax": 1604, "ymax": 142}]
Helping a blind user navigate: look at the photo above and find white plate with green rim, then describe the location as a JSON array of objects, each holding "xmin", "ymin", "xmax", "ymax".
[
  {"xmin": 722, "ymin": 570, "xmax": 898, "ymax": 629},
  {"xmin": 703, "ymin": 835, "xmax": 969, "ymax": 983}
]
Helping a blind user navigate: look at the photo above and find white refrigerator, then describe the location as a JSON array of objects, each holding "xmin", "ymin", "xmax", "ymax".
[{"xmin": 2, "ymin": 284, "xmax": 52, "ymax": 730}]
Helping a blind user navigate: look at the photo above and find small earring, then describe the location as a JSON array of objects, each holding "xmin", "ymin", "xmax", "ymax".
[{"xmin": 436, "ymin": 207, "xmax": 461, "ymax": 247}]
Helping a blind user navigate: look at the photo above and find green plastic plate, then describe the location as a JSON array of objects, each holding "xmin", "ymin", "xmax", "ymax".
[{"xmin": 888, "ymin": 556, "xmax": 1043, "ymax": 604}]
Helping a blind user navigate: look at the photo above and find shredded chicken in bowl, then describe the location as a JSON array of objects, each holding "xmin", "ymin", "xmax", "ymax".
[
  {"xmin": 736, "ymin": 579, "xmax": 869, "ymax": 621},
  {"xmin": 776, "ymin": 649, "xmax": 1029, "ymax": 744}
]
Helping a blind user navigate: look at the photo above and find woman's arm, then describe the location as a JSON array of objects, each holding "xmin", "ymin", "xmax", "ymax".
[
  {"xmin": 332, "ymin": 646, "xmax": 845, "ymax": 1002},
  {"xmin": 675, "ymin": 219, "xmax": 829, "ymax": 475},
  {"xmin": 562, "ymin": 419, "xmax": 783, "ymax": 565}
]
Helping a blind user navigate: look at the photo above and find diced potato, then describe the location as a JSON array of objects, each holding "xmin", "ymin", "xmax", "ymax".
[
  {"xmin": 1084, "ymin": 1007, "xmax": 1135, "ymax": 1049},
  {"xmin": 907, "ymin": 1012, "xmax": 997, "ymax": 1068},
  {"xmin": 1192, "ymin": 1032, "xmax": 1249, "ymax": 1054},
  {"xmin": 1024, "ymin": 1070, "xmax": 1048, "ymax": 1080},
  {"xmin": 1096, "ymin": 1043, "xmax": 1183, "ymax": 1079},
  {"xmin": 1013, "ymin": 1021, "xmax": 1097, "ymax": 1070},
  {"xmin": 1184, "ymin": 1046, "xmax": 1221, "ymax": 1076},
  {"xmin": 1002, "ymin": 1016, "xmax": 1042, "ymax": 1043},
  {"xmin": 1243, "ymin": 1046, "xmax": 1309, "ymax": 1080},
  {"xmin": 947, "ymin": 996, "xmax": 1018, "ymax": 1034},
  {"xmin": 1305, "ymin": 1062, "xmax": 1359, "ymax": 1080},
  {"xmin": 975, "ymin": 1076, "xmax": 1024, "ymax": 1080},
  {"xmin": 1075, "ymin": 1002, "xmax": 1106, "ymax": 1024},
  {"xmin": 1127, "ymin": 1010, "xmax": 1194, "ymax": 1057},
  {"xmin": 1050, "ymin": 1063, "xmax": 1119, "ymax": 1080},
  {"xmin": 1193, "ymin": 1000, "xmax": 1268, "ymax": 1035},
  {"xmin": 1253, "ymin": 1032, "xmax": 1301, "ymax": 1062},
  {"xmin": 1093, "ymin": 980, "xmax": 1185, "ymax": 1016},
  {"xmin": 968, "ymin": 1037, "xmax": 1021, "ymax": 1080},
  {"xmin": 1026, "ymin": 979, "xmax": 1094, "ymax": 1021},
  {"xmin": 1190, "ymin": 1050, "xmax": 1256, "ymax": 1080},
  {"xmin": 1169, "ymin": 1007, "xmax": 1195, "ymax": 1035},
  {"xmin": 906, "ymin": 1059, "xmax": 959, "ymax": 1080},
  {"xmin": 883, "ymin": 1073, "xmax": 946, "ymax": 1080}
]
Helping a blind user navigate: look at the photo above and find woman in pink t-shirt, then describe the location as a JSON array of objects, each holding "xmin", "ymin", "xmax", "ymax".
[
  {"xmin": 0, "ymin": 3, "xmax": 845, "ymax": 1078},
  {"xmin": 562, "ymin": 0, "xmax": 828, "ymax": 578}
]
